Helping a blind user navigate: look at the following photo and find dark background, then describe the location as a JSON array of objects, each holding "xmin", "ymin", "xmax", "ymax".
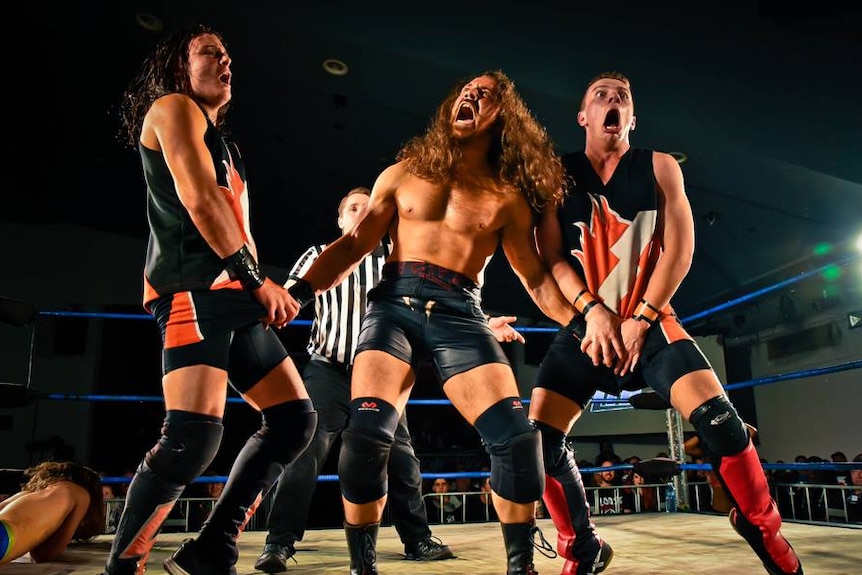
[{"xmin": 7, "ymin": 1, "xmax": 861, "ymax": 334}]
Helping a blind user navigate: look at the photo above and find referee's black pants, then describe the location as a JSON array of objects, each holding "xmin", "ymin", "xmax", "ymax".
[{"xmin": 263, "ymin": 358, "xmax": 431, "ymax": 546}]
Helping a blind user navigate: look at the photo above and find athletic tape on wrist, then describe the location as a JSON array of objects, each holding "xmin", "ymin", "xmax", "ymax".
[
  {"xmin": 287, "ymin": 277, "xmax": 315, "ymax": 310},
  {"xmin": 565, "ymin": 314, "xmax": 586, "ymax": 341},
  {"xmin": 224, "ymin": 245, "xmax": 266, "ymax": 290},
  {"xmin": 632, "ymin": 298, "xmax": 659, "ymax": 325},
  {"xmin": 573, "ymin": 289, "xmax": 598, "ymax": 315}
]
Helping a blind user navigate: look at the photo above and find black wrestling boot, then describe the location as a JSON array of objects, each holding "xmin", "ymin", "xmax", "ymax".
[
  {"xmin": 501, "ymin": 521, "xmax": 539, "ymax": 575},
  {"xmin": 345, "ymin": 522, "xmax": 380, "ymax": 575}
]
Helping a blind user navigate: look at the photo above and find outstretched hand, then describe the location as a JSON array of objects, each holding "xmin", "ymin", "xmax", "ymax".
[{"xmin": 489, "ymin": 315, "xmax": 526, "ymax": 344}]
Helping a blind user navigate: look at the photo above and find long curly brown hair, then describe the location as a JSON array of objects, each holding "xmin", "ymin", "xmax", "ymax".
[
  {"xmin": 119, "ymin": 24, "xmax": 230, "ymax": 148},
  {"xmin": 397, "ymin": 70, "xmax": 566, "ymax": 216},
  {"xmin": 23, "ymin": 461, "xmax": 105, "ymax": 540}
]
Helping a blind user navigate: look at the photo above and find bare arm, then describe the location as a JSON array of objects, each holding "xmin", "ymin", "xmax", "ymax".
[
  {"xmin": 536, "ymin": 206, "xmax": 625, "ymax": 368},
  {"xmin": 617, "ymin": 151, "xmax": 693, "ymax": 373},
  {"xmin": 499, "ymin": 198, "xmax": 576, "ymax": 328},
  {"xmin": 643, "ymin": 152, "xmax": 694, "ymax": 310},
  {"xmin": 145, "ymin": 94, "xmax": 247, "ymax": 258},
  {"xmin": 300, "ymin": 164, "xmax": 401, "ymax": 294},
  {"xmin": 144, "ymin": 94, "xmax": 297, "ymax": 327}
]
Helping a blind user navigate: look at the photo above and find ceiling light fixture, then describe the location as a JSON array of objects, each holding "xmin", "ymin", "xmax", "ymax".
[
  {"xmin": 323, "ymin": 59, "xmax": 349, "ymax": 76},
  {"xmin": 135, "ymin": 12, "xmax": 164, "ymax": 32}
]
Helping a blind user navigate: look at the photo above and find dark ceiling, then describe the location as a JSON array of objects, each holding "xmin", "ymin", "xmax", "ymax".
[{"xmin": 9, "ymin": 1, "xmax": 861, "ymax": 335}]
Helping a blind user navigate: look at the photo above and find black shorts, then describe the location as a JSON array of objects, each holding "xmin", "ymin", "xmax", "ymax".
[
  {"xmin": 355, "ymin": 262, "xmax": 509, "ymax": 383},
  {"xmin": 149, "ymin": 290, "xmax": 289, "ymax": 393},
  {"xmin": 533, "ymin": 315, "xmax": 712, "ymax": 407}
]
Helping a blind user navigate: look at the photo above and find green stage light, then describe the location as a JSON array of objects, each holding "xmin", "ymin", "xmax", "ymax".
[{"xmin": 813, "ymin": 242, "xmax": 832, "ymax": 256}]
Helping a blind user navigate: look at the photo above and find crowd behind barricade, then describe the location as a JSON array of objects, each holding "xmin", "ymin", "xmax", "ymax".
[
  {"xmin": 416, "ymin": 444, "xmax": 862, "ymax": 526},
  {"xmin": 686, "ymin": 448, "xmax": 862, "ymax": 524},
  {"xmin": 4, "ymin": 447, "xmax": 857, "ymax": 548},
  {"xmin": 94, "ymin": 447, "xmax": 862, "ymax": 534}
]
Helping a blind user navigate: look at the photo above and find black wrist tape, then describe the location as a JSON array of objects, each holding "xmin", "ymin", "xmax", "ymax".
[
  {"xmin": 564, "ymin": 314, "xmax": 586, "ymax": 341},
  {"xmin": 581, "ymin": 299, "xmax": 600, "ymax": 317},
  {"xmin": 223, "ymin": 245, "xmax": 266, "ymax": 290},
  {"xmin": 287, "ymin": 277, "xmax": 315, "ymax": 310}
]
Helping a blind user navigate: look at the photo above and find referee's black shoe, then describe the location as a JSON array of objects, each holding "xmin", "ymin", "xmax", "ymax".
[{"xmin": 404, "ymin": 536, "xmax": 454, "ymax": 561}]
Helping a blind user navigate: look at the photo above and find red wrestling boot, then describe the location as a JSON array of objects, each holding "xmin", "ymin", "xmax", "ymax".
[
  {"xmin": 717, "ymin": 441, "xmax": 802, "ymax": 575},
  {"xmin": 544, "ymin": 474, "xmax": 613, "ymax": 575}
]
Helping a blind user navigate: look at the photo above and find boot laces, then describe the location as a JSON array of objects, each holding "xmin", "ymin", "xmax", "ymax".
[
  {"xmin": 360, "ymin": 531, "xmax": 377, "ymax": 564},
  {"xmin": 530, "ymin": 524, "xmax": 558, "ymax": 559}
]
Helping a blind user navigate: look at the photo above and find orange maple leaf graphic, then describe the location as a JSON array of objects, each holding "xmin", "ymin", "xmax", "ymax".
[
  {"xmin": 573, "ymin": 194, "xmax": 630, "ymax": 294},
  {"xmin": 219, "ymin": 152, "xmax": 250, "ymax": 244}
]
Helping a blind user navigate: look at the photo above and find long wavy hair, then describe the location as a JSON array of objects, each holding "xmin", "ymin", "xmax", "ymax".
[
  {"xmin": 397, "ymin": 70, "xmax": 566, "ymax": 216},
  {"xmin": 23, "ymin": 460, "xmax": 105, "ymax": 540},
  {"xmin": 119, "ymin": 24, "xmax": 229, "ymax": 148}
]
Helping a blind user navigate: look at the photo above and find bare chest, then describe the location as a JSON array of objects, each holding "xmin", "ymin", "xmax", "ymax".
[{"xmin": 396, "ymin": 179, "xmax": 510, "ymax": 233}]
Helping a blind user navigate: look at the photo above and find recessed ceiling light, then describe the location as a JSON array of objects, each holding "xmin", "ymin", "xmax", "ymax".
[
  {"xmin": 135, "ymin": 12, "xmax": 164, "ymax": 32},
  {"xmin": 323, "ymin": 59, "xmax": 349, "ymax": 76},
  {"xmin": 669, "ymin": 151, "xmax": 687, "ymax": 164}
]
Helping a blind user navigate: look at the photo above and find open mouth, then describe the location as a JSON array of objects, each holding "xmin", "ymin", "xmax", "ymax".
[
  {"xmin": 455, "ymin": 102, "xmax": 476, "ymax": 122},
  {"xmin": 219, "ymin": 73, "xmax": 231, "ymax": 86},
  {"xmin": 603, "ymin": 108, "xmax": 620, "ymax": 129}
]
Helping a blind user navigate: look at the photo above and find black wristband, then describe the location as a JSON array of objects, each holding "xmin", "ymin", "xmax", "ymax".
[
  {"xmin": 581, "ymin": 299, "xmax": 600, "ymax": 318},
  {"xmin": 564, "ymin": 314, "xmax": 586, "ymax": 341},
  {"xmin": 287, "ymin": 277, "xmax": 315, "ymax": 310},
  {"xmin": 223, "ymin": 245, "xmax": 266, "ymax": 290}
]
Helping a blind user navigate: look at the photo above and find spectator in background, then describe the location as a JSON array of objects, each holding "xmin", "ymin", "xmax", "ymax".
[
  {"xmin": 452, "ymin": 463, "xmax": 473, "ymax": 496},
  {"xmin": 846, "ymin": 453, "xmax": 862, "ymax": 524},
  {"xmin": 425, "ymin": 477, "xmax": 462, "ymax": 524},
  {"xmin": 622, "ymin": 470, "xmax": 658, "ymax": 513},
  {"xmin": 620, "ymin": 455, "xmax": 641, "ymax": 485},
  {"xmin": 593, "ymin": 458, "xmax": 622, "ymax": 515},
  {"xmin": 831, "ymin": 451, "xmax": 848, "ymax": 487},
  {"xmin": 186, "ymin": 473, "xmax": 227, "ymax": 532},
  {"xmin": 102, "ymin": 484, "xmax": 122, "ymax": 534},
  {"xmin": 467, "ymin": 476, "xmax": 499, "ymax": 523}
]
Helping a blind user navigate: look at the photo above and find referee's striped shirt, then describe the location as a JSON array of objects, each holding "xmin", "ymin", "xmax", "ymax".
[{"xmin": 287, "ymin": 242, "xmax": 391, "ymax": 366}]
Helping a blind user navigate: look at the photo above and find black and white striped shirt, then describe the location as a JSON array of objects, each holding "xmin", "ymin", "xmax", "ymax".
[{"xmin": 288, "ymin": 242, "xmax": 391, "ymax": 365}]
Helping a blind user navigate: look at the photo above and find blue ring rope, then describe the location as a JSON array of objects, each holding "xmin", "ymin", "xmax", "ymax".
[
  {"xmin": 37, "ymin": 252, "xmax": 860, "ymax": 332},
  {"xmin": 42, "ymin": 359, "xmax": 860, "ymax": 406},
  {"xmin": 99, "ymin": 460, "xmax": 862, "ymax": 485}
]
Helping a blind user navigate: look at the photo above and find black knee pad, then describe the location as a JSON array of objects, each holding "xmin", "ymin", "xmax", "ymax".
[
  {"xmin": 689, "ymin": 395, "xmax": 749, "ymax": 457},
  {"xmin": 145, "ymin": 410, "xmax": 224, "ymax": 485},
  {"xmin": 532, "ymin": 420, "xmax": 572, "ymax": 477},
  {"xmin": 474, "ymin": 398, "xmax": 544, "ymax": 503},
  {"xmin": 339, "ymin": 397, "xmax": 399, "ymax": 504},
  {"xmin": 259, "ymin": 399, "xmax": 318, "ymax": 464}
]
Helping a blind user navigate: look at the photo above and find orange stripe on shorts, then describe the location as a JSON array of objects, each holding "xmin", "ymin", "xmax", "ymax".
[
  {"xmin": 164, "ymin": 292, "xmax": 204, "ymax": 349},
  {"xmin": 658, "ymin": 315, "xmax": 691, "ymax": 344}
]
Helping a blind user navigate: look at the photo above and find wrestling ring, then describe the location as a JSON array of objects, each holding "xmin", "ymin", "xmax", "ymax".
[{"xmin": 1, "ymin": 253, "xmax": 860, "ymax": 574}]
